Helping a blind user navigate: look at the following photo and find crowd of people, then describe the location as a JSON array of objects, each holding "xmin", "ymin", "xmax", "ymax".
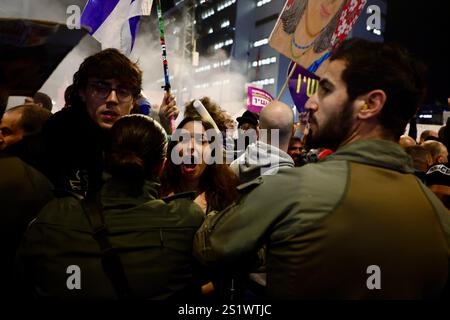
[{"xmin": 0, "ymin": 38, "xmax": 449, "ymax": 300}]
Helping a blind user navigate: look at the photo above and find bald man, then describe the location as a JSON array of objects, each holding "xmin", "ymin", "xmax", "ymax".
[
  {"xmin": 399, "ymin": 135, "xmax": 416, "ymax": 148},
  {"xmin": 0, "ymin": 104, "xmax": 51, "ymax": 151},
  {"xmin": 422, "ymin": 140, "xmax": 449, "ymax": 165},
  {"xmin": 230, "ymin": 100, "xmax": 295, "ymax": 183}
]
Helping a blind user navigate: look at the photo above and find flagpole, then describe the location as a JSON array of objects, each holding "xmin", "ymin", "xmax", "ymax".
[
  {"xmin": 276, "ymin": 62, "xmax": 296, "ymax": 101},
  {"xmin": 156, "ymin": 0, "xmax": 175, "ymax": 132}
]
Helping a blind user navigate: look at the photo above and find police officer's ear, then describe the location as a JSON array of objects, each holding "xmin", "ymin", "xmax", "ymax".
[{"xmin": 357, "ymin": 90, "xmax": 386, "ymax": 120}]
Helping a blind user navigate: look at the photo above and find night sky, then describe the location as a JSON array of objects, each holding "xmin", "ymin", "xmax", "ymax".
[{"xmin": 383, "ymin": 0, "xmax": 449, "ymax": 105}]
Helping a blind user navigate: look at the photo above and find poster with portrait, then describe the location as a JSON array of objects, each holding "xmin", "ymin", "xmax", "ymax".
[{"xmin": 269, "ymin": 0, "xmax": 367, "ymax": 77}]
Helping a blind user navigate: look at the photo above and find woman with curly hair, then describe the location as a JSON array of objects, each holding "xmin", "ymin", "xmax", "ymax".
[{"xmin": 162, "ymin": 113, "xmax": 239, "ymax": 214}]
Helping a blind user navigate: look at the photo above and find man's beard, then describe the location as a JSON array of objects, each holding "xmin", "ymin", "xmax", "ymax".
[
  {"xmin": 305, "ymin": 101, "xmax": 354, "ymax": 151},
  {"xmin": 292, "ymin": 155, "xmax": 302, "ymax": 166}
]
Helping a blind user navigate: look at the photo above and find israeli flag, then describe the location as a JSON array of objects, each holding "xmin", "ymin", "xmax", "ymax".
[{"xmin": 81, "ymin": 0, "xmax": 153, "ymax": 56}]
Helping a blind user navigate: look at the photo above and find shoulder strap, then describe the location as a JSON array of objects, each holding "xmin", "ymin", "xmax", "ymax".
[
  {"xmin": 81, "ymin": 192, "xmax": 133, "ymax": 299},
  {"xmin": 162, "ymin": 191, "xmax": 197, "ymax": 203}
]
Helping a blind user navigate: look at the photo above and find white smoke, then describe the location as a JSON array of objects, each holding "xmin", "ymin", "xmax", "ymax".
[
  {"xmin": 0, "ymin": 0, "xmax": 72, "ymax": 23},
  {"xmin": 130, "ymin": 14, "xmax": 249, "ymax": 119},
  {"xmin": 3, "ymin": 0, "xmax": 250, "ymax": 118}
]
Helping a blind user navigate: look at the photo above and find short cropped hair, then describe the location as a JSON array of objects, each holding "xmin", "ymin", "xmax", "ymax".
[
  {"xmin": 7, "ymin": 104, "xmax": 51, "ymax": 136},
  {"xmin": 404, "ymin": 145, "xmax": 432, "ymax": 171},
  {"xmin": 330, "ymin": 38, "xmax": 427, "ymax": 140},
  {"xmin": 33, "ymin": 92, "xmax": 53, "ymax": 111}
]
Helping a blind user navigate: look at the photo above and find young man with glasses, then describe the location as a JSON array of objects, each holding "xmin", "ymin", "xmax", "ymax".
[{"xmin": 41, "ymin": 49, "xmax": 175, "ymax": 195}]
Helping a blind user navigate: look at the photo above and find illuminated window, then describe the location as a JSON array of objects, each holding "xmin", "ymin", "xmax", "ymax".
[
  {"xmin": 217, "ymin": 0, "xmax": 236, "ymax": 11},
  {"xmin": 221, "ymin": 20, "xmax": 230, "ymax": 28},
  {"xmin": 257, "ymin": 0, "xmax": 271, "ymax": 7},
  {"xmin": 254, "ymin": 38, "xmax": 269, "ymax": 47},
  {"xmin": 194, "ymin": 83, "xmax": 211, "ymax": 89},
  {"xmin": 213, "ymin": 59, "xmax": 231, "ymax": 68},
  {"xmin": 214, "ymin": 39, "xmax": 233, "ymax": 50},
  {"xmin": 195, "ymin": 65, "xmax": 211, "ymax": 73},
  {"xmin": 251, "ymin": 56, "xmax": 277, "ymax": 67},
  {"xmin": 252, "ymin": 78, "xmax": 275, "ymax": 87},
  {"xmin": 202, "ymin": 8, "xmax": 215, "ymax": 19}
]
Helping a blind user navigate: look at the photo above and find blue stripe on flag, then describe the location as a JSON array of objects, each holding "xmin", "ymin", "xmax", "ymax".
[
  {"xmin": 129, "ymin": 16, "xmax": 140, "ymax": 51},
  {"xmin": 81, "ymin": 0, "xmax": 121, "ymax": 35}
]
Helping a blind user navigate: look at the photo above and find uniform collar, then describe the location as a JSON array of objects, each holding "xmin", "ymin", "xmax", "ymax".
[
  {"xmin": 100, "ymin": 174, "xmax": 161, "ymax": 208},
  {"xmin": 323, "ymin": 139, "xmax": 415, "ymax": 174}
]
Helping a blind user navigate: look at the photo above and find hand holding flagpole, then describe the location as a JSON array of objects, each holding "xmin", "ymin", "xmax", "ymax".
[{"xmin": 156, "ymin": 0, "xmax": 176, "ymax": 133}]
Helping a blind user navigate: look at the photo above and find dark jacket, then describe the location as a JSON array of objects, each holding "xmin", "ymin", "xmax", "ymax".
[
  {"xmin": 194, "ymin": 139, "xmax": 450, "ymax": 299},
  {"xmin": 0, "ymin": 153, "xmax": 53, "ymax": 295},
  {"xmin": 17, "ymin": 176, "xmax": 205, "ymax": 299},
  {"xmin": 42, "ymin": 106, "xmax": 106, "ymax": 194}
]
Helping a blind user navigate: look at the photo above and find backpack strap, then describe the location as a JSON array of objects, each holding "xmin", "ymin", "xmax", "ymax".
[
  {"xmin": 162, "ymin": 191, "xmax": 197, "ymax": 203},
  {"xmin": 81, "ymin": 192, "xmax": 133, "ymax": 299}
]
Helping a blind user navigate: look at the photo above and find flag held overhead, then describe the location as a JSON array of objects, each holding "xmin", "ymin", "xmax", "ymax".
[{"xmin": 81, "ymin": 0, "xmax": 153, "ymax": 56}]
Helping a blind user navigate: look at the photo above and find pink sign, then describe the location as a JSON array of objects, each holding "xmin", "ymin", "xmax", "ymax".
[{"xmin": 247, "ymin": 86, "xmax": 274, "ymax": 113}]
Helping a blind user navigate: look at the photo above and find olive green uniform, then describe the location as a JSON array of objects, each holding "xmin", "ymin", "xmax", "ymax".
[
  {"xmin": 194, "ymin": 140, "xmax": 450, "ymax": 299},
  {"xmin": 17, "ymin": 177, "xmax": 204, "ymax": 299}
]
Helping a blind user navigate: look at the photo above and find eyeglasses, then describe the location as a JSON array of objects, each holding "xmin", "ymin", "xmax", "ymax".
[{"xmin": 87, "ymin": 81, "xmax": 133, "ymax": 103}]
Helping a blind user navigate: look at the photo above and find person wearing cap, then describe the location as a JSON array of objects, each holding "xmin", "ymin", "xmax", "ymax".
[
  {"xmin": 235, "ymin": 110, "xmax": 260, "ymax": 157},
  {"xmin": 194, "ymin": 39, "xmax": 450, "ymax": 299},
  {"xmin": 237, "ymin": 110, "xmax": 259, "ymax": 132}
]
